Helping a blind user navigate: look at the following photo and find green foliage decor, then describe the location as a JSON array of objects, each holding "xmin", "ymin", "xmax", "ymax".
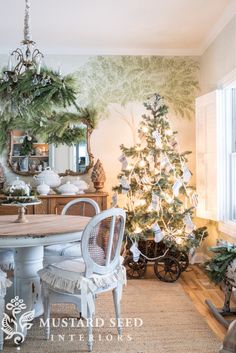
[
  {"xmin": 0, "ymin": 67, "xmax": 97, "ymax": 151},
  {"xmin": 205, "ymin": 243, "xmax": 236, "ymax": 284}
]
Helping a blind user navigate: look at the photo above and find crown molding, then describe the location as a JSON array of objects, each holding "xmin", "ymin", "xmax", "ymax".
[
  {"xmin": 200, "ymin": 0, "xmax": 236, "ymax": 55},
  {"xmin": 0, "ymin": 47, "xmax": 201, "ymax": 57}
]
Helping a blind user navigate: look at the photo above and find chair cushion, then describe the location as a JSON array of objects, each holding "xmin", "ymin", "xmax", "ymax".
[
  {"xmin": 0, "ymin": 250, "xmax": 14, "ymax": 271},
  {"xmin": 44, "ymin": 242, "xmax": 82, "ymax": 257}
]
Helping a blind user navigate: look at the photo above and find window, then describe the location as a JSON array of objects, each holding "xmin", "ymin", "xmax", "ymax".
[{"xmin": 195, "ymin": 77, "xmax": 236, "ymax": 238}]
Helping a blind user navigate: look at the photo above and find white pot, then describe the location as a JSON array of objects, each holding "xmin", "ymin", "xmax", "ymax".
[
  {"xmin": 72, "ymin": 177, "xmax": 88, "ymax": 192},
  {"xmin": 57, "ymin": 181, "xmax": 79, "ymax": 195},
  {"xmin": 34, "ymin": 167, "xmax": 62, "ymax": 188},
  {"xmin": 37, "ymin": 182, "xmax": 50, "ymax": 196}
]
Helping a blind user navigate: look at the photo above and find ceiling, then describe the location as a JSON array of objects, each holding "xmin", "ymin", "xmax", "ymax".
[{"xmin": 0, "ymin": 0, "xmax": 235, "ymax": 55}]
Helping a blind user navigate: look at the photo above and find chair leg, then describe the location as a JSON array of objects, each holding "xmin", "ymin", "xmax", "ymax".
[
  {"xmin": 43, "ymin": 293, "xmax": 51, "ymax": 340},
  {"xmin": 112, "ymin": 287, "xmax": 121, "ymax": 335},
  {"xmin": 87, "ymin": 306, "xmax": 93, "ymax": 352},
  {"xmin": 0, "ymin": 297, "xmax": 4, "ymax": 350}
]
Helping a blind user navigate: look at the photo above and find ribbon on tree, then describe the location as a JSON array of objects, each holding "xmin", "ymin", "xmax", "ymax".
[{"xmin": 191, "ymin": 191, "xmax": 198, "ymax": 208}]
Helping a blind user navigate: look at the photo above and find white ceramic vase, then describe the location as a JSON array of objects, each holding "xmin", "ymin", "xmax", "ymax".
[{"xmin": 36, "ymin": 182, "xmax": 50, "ymax": 196}]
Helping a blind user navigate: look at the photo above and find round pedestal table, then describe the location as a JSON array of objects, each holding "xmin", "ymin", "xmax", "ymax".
[{"xmin": 0, "ymin": 214, "xmax": 90, "ymax": 318}]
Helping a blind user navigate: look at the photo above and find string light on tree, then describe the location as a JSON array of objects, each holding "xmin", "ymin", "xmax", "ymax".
[{"xmin": 113, "ymin": 94, "xmax": 207, "ymax": 255}]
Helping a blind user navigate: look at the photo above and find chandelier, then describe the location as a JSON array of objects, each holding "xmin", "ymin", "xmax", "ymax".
[{"xmin": 3, "ymin": 0, "xmax": 44, "ymax": 83}]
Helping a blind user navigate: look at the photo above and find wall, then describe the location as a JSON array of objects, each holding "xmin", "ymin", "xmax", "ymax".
[
  {"xmin": 200, "ymin": 15, "xmax": 236, "ymax": 94},
  {"xmin": 199, "ymin": 15, "xmax": 236, "ymax": 248},
  {"xmin": 0, "ymin": 55, "xmax": 199, "ymax": 205}
]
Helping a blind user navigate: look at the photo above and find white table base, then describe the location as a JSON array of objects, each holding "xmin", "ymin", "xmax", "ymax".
[{"xmin": 14, "ymin": 246, "xmax": 44, "ymax": 317}]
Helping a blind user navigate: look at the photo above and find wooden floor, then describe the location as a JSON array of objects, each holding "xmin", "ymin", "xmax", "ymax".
[
  {"xmin": 179, "ymin": 265, "xmax": 229, "ymax": 341},
  {"xmin": 147, "ymin": 264, "xmax": 234, "ymax": 341}
]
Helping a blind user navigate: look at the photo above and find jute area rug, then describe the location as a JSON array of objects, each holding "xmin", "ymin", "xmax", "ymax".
[{"xmin": 3, "ymin": 279, "xmax": 221, "ymax": 353}]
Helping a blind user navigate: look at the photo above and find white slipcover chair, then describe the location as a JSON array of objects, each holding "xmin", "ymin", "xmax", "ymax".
[
  {"xmin": 44, "ymin": 198, "xmax": 100, "ymax": 265},
  {"xmin": 39, "ymin": 208, "xmax": 126, "ymax": 352},
  {"xmin": 0, "ymin": 270, "xmax": 12, "ymax": 350}
]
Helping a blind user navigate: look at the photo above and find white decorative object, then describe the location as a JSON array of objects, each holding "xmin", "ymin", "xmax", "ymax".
[
  {"xmin": 152, "ymin": 131, "xmax": 162, "ymax": 148},
  {"xmin": 111, "ymin": 193, "xmax": 118, "ymax": 207},
  {"xmin": 36, "ymin": 182, "xmax": 50, "ymax": 196},
  {"xmin": 130, "ymin": 242, "xmax": 141, "ymax": 262},
  {"xmin": 152, "ymin": 224, "xmax": 165, "ymax": 243},
  {"xmin": 191, "ymin": 191, "xmax": 198, "ymax": 208},
  {"xmin": 120, "ymin": 176, "xmax": 130, "ymax": 194},
  {"xmin": 57, "ymin": 181, "xmax": 78, "ymax": 196},
  {"xmin": 72, "ymin": 177, "xmax": 88, "ymax": 193},
  {"xmin": 172, "ymin": 178, "xmax": 182, "ymax": 197},
  {"xmin": 183, "ymin": 213, "xmax": 195, "ymax": 233},
  {"xmin": 33, "ymin": 167, "xmax": 62, "ymax": 188},
  {"xmin": 182, "ymin": 166, "xmax": 191, "ymax": 183},
  {"xmin": 151, "ymin": 192, "xmax": 160, "ymax": 211},
  {"xmin": 9, "ymin": 177, "xmax": 26, "ymax": 189},
  {"xmin": 118, "ymin": 154, "xmax": 128, "ymax": 170}
]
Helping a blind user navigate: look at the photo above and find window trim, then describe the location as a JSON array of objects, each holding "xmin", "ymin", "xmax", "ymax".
[{"xmin": 218, "ymin": 71, "xmax": 236, "ymax": 238}]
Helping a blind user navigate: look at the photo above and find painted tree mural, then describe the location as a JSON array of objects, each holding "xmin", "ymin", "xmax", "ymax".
[{"xmin": 76, "ymin": 56, "xmax": 199, "ymax": 121}]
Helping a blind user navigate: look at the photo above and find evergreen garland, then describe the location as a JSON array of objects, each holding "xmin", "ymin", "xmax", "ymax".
[
  {"xmin": 0, "ymin": 67, "xmax": 97, "ymax": 151},
  {"xmin": 205, "ymin": 244, "xmax": 236, "ymax": 284}
]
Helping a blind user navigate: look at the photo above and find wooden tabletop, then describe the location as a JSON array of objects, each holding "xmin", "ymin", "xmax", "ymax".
[{"xmin": 0, "ymin": 214, "xmax": 91, "ymax": 238}]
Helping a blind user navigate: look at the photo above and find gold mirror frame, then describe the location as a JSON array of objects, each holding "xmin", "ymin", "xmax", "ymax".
[
  {"xmin": 59, "ymin": 124, "xmax": 94, "ymax": 176},
  {"xmin": 8, "ymin": 121, "xmax": 94, "ymax": 176}
]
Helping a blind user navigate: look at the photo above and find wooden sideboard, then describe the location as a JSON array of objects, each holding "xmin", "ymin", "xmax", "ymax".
[{"xmin": 0, "ymin": 192, "xmax": 108, "ymax": 217}]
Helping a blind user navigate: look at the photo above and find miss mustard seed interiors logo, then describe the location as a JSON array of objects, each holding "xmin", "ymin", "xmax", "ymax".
[{"xmin": 2, "ymin": 296, "xmax": 35, "ymax": 347}]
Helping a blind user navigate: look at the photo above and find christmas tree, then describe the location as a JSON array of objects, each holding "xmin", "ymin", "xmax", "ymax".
[{"xmin": 113, "ymin": 94, "xmax": 207, "ymax": 254}]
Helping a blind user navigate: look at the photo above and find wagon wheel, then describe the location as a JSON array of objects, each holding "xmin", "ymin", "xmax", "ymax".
[
  {"xmin": 177, "ymin": 251, "xmax": 189, "ymax": 272},
  {"xmin": 154, "ymin": 255, "xmax": 181, "ymax": 282},
  {"xmin": 123, "ymin": 255, "xmax": 147, "ymax": 279},
  {"xmin": 169, "ymin": 249, "xmax": 189, "ymax": 272}
]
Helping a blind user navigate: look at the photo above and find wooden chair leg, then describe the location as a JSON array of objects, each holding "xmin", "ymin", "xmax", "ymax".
[{"xmin": 113, "ymin": 287, "xmax": 121, "ymax": 335}]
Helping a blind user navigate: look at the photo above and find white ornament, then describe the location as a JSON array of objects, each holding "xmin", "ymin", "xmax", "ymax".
[
  {"xmin": 191, "ymin": 192, "xmax": 198, "ymax": 208},
  {"xmin": 182, "ymin": 166, "xmax": 191, "ymax": 183},
  {"xmin": 172, "ymin": 178, "xmax": 182, "ymax": 197},
  {"xmin": 111, "ymin": 193, "xmax": 118, "ymax": 207},
  {"xmin": 118, "ymin": 154, "xmax": 128, "ymax": 170},
  {"xmin": 130, "ymin": 242, "xmax": 141, "ymax": 262},
  {"xmin": 160, "ymin": 155, "xmax": 169, "ymax": 169},
  {"xmin": 151, "ymin": 192, "xmax": 160, "ymax": 211},
  {"xmin": 152, "ymin": 224, "xmax": 165, "ymax": 243},
  {"xmin": 183, "ymin": 213, "xmax": 195, "ymax": 233},
  {"xmin": 152, "ymin": 131, "xmax": 162, "ymax": 148},
  {"xmin": 120, "ymin": 176, "xmax": 130, "ymax": 194}
]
